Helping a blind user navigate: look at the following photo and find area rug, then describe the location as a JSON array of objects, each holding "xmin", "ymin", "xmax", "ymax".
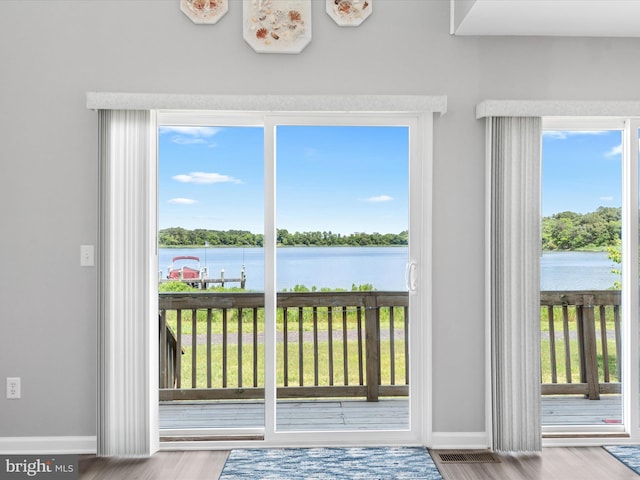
[
  {"xmin": 604, "ymin": 445, "xmax": 640, "ymax": 475},
  {"xmin": 219, "ymin": 447, "xmax": 443, "ymax": 479}
]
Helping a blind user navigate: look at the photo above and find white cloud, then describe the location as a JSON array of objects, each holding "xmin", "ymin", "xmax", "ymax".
[
  {"xmin": 159, "ymin": 126, "xmax": 221, "ymax": 137},
  {"xmin": 173, "ymin": 172, "xmax": 241, "ymax": 184},
  {"xmin": 159, "ymin": 126, "xmax": 222, "ymax": 145},
  {"xmin": 172, "ymin": 137, "xmax": 208, "ymax": 145},
  {"xmin": 169, "ymin": 198, "xmax": 198, "ymax": 205},
  {"xmin": 605, "ymin": 144, "xmax": 623, "ymax": 157},
  {"xmin": 543, "ymin": 131, "xmax": 569, "ymax": 140},
  {"xmin": 543, "ymin": 130, "xmax": 608, "ymax": 140},
  {"xmin": 366, "ymin": 195, "xmax": 393, "ymax": 203},
  {"xmin": 600, "ymin": 196, "xmax": 614, "ymax": 202}
]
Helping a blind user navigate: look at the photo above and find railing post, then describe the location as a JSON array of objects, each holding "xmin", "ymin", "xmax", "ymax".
[
  {"xmin": 159, "ymin": 312, "xmax": 167, "ymax": 388},
  {"xmin": 581, "ymin": 294, "xmax": 600, "ymax": 400},
  {"xmin": 365, "ymin": 296, "xmax": 380, "ymax": 402}
]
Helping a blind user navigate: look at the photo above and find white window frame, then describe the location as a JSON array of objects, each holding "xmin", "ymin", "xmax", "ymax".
[{"xmin": 88, "ymin": 93, "xmax": 446, "ymax": 451}]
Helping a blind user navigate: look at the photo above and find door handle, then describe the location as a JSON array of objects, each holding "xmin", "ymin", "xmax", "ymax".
[{"xmin": 406, "ymin": 262, "xmax": 417, "ymax": 292}]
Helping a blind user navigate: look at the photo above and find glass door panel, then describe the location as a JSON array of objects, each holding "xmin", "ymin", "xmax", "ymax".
[
  {"xmin": 540, "ymin": 127, "xmax": 623, "ymax": 429},
  {"xmin": 158, "ymin": 125, "xmax": 265, "ymax": 436},
  {"xmin": 274, "ymin": 125, "xmax": 410, "ymax": 432}
]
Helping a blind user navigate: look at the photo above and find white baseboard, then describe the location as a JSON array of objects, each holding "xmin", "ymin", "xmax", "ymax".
[
  {"xmin": 431, "ymin": 432, "xmax": 490, "ymax": 450},
  {"xmin": 0, "ymin": 436, "xmax": 96, "ymax": 455},
  {"xmin": 0, "ymin": 433, "xmax": 490, "ymax": 453}
]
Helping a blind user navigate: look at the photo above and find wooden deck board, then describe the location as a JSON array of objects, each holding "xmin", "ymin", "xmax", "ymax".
[
  {"xmin": 159, "ymin": 395, "xmax": 622, "ymax": 433},
  {"xmin": 542, "ymin": 395, "xmax": 621, "ymax": 425},
  {"xmin": 160, "ymin": 398, "xmax": 410, "ymax": 432}
]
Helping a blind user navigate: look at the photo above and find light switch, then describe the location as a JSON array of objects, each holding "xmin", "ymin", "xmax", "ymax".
[{"xmin": 80, "ymin": 245, "xmax": 94, "ymax": 267}]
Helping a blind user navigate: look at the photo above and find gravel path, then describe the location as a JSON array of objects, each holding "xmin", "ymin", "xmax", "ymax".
[{"xmin": 540, "ymin": 330, "xmax": 618, "ymax": 341}]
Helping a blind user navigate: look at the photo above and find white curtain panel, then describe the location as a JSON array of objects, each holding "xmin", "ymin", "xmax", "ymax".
[
  {"xmin": 97, "ymin": 110, "xmax": 158, "ymax": 457},
  {"xmin": 489, "ymin": 116, "xmax": 542, "ymax": 452}
]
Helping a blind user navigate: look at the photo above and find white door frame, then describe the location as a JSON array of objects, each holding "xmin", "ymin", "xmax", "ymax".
[{"xmin": 88, "ymin": 93, "xmax": 446, "ymax": 451}]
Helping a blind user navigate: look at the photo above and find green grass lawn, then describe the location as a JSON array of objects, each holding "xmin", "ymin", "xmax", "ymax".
[
  {"xmin": 174, "ymin": 339, "xmax": 406, "ymax": 389},
  {"xmin": 164, "ymin": 306, "xmax": 404, "ymax": 336},
  {"xmin": 540, "ymin": 305, "xmax": 619, "ymax": 384}
]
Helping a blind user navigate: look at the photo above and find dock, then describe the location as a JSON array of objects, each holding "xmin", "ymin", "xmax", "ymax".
[{"xmin": 160, "ymin": 268, "xmax": 246, "ymax": 289}]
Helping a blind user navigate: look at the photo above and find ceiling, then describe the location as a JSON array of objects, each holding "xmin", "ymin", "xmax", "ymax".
[{"xmin": 452, "ymin": 0, "xmax": 640, "ymax": 37}]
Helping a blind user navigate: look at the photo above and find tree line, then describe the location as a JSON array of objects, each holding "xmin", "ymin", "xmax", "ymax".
[
  {"xmin": 159, "ymin": 227, "xmax": 408, "ymax": 247},
  {"xmin": 542, "ymin": 206, "xmax": 621, "ymax": 251}
]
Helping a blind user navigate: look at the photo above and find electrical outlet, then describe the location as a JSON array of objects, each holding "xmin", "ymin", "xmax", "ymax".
[{"xmin": 7, "ymin": 377, "xmax": 20, "ymax": 399}]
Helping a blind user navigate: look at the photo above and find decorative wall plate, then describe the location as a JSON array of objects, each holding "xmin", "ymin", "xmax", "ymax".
[
  {"xmin": 243, "ymin": 0, "xmax": 312, "ymax": 54},
  {"xmin": 180, "ymin": 0, "xmax": 228, "ymax": 24},
  {"xmin": 326, "ymin": 0, "xmax": 372, "ymax": 27}
]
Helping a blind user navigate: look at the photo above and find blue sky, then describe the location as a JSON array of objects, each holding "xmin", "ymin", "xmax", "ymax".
[
  {"xmin": 542, "ymin": 130, "xmax": 622, "ymax": 217},
  {"xmin": 159, "ymin": 126, "xmax": 622, "ymax": 230},
  {"xmin": 158, "ymin": 125, "xmax": 409, "ymax": 234}
]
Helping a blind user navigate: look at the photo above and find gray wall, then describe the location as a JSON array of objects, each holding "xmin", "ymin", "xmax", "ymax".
[{"xmin": 1, "ymin": 0, "xmax": 639, "ymax": 439}]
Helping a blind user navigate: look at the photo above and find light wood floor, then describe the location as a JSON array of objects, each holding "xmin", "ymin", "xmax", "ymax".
[
  {"xmin": 79, "ymin": 447, "xmax": 639, "ymax": 479},
  {"xmin": 432, "ymin": 448, "xmax": 638, "ymax": 480},
  {"xmin": 78, "ymin": 451, "xmax": 229, "ymax": 480}
]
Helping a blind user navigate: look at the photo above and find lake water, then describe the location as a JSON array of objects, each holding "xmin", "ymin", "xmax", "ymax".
[
  {"xmin": 160, "ymin": 246, "xmax": 408, "ymax": 291},
  {"xmin": 540, "ymin": 250, "xmax": 620, "ymax": 291},
  {"xmin": 159, "ymin": 247, "xmax": 621, "ymax": 292}
]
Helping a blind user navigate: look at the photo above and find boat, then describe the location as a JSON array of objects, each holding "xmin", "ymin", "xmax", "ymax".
[{"xmin": 167, "ymin": 255, "xmax": 202, "ymax": 280}]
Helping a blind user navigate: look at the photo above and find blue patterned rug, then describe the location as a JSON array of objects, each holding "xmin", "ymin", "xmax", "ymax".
[
  {"xmin": 604, "ymin": 445, "xmax": 640, "ymax": 474},
  {"xmin": 219, "ymin": 447, "xmax": 442, "ymax": 479}
]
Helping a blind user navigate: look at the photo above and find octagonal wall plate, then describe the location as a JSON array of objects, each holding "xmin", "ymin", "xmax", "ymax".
[
  {"xmin": 181, "ymin": 0, "xmax": 229, "ymax": 24},
  {"xmin": 243, "ymin": 0, "xmax": 312, "ymax": 54},
  {"xmin": 326, "ymin": 0, "xmax": 372, "ymax": 27}
]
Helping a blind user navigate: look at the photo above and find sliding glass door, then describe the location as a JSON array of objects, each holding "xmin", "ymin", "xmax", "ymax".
[
  {"xmin": 158, "ymin": 111, "xmax": 429, "ymax": 445},
  {"xmin": 540, "ymin": 118, "xmax": 640, "ymax": 437},
  {"xmin": 158, "ymin": 122, "xmax": 266, "ymax": 438},
  {"xmin": 273, "ymin": 123, "xmax": 411, "ymax": 432}
]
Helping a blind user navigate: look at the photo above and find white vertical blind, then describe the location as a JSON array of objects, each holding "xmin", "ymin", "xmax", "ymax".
[
  {"xmin": 97, "ymin": 110, "xmax": 159, "ymax": 457},
  {"xmin": 488, "ymin": 116, "xmax": 542, "ymax": 452}
]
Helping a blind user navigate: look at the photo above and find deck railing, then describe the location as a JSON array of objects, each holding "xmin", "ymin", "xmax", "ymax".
[
  {"xmin": 160, "ymin": 289, "xmax": 622, "ymax": 403},
  {"xmin": 160, "ymin": 324, "xmax": 180, "ymax": 389},
  {"xmin": 540, "ymin": 290, "xmax": 621, "ymax": 399},
  {"xmin": 159, "ymin": 291, "xmax": 409, "ymax": 402}
]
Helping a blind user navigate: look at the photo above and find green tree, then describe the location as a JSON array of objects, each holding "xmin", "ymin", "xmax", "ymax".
[
  {"xmin": 541, "ymin": 207, "xmax": 621, "ymax": 251},
  {"xmin": 159, "ymin": 227, "xmax": 409, "ymax": 248}
]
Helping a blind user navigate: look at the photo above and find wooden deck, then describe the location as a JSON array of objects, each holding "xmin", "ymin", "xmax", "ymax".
[
  {"xmin": 159, "ymin": 395, "xmax": 622, "ymax": 434},
  {"xmin": 542, "ymin": 395, "xmax": 621, "ymax": 425},
  {"xmin": 160, "ymin": 398, "xmax": 410, "ymax": 432}
]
